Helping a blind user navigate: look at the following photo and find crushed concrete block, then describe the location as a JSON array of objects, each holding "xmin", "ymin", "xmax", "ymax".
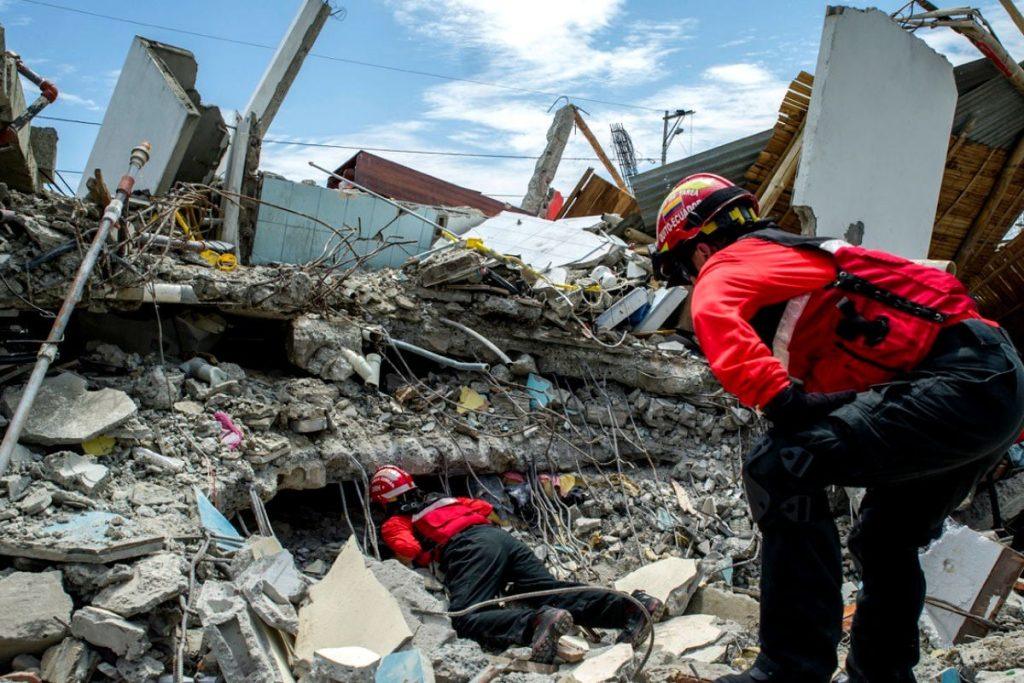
[
  {"xmin": 686, "ymin": 586, "xmax": 759, "ymax": 629},
  {"xmin": 574, "ymin": 518, "xmax": 602, "ymax": 535},
  {"xmin": 564, "ymin": 643, "xmax": 635, "ymax": 683},
  {"xmin": 196, "ymin": 580, "xmax": 293, "ymax": 683},
  {"xmin": 16, "ymin": 486, "xmax": 51, "ymax": 515},
  {"xmin": 366, "ymin": 557, "xmax": 455, "ymax": 655},
  {"xmin": 614, "ymin": 557, "xmax": 701, "ymax": 616},
  {"xmin": 40, "ymin": 637, "xmax": 97, "ymax": 683},
  {"xmin": 1, "ymin": 373, "xmax": 137, "ymax": 446},
  {"xmin": 70, "ymin": 606, "xmax": 147, "ymax": 660},
  {"xmin": 313, "ymin": 647, "xmax": 380, "ymax": 682},
  {"xmin": 129, "ymin": 482, "xmax": 175, "ymax": 506},
  {"xmin": 30, "ymin": 126, "xmax": 57, "ymax": 189},
  {"xmin": 376, "ymin": 649, "xmax": 434, "ymax": 683},
  {"xmin": 652, "ymin": 614, "xmax": 724, "ymax": 658},
  {"xmin": 920, "ymin": 525, "xmax": 1024, "ymax": 647},
  {"xmin": 115, "ymin": 653, "xmax": 164, "ymax": 682},
  {"xmin": 0, "ymin": 570, "xmax": 72, "ymax": 661},
  {"xmin": 43, "ymin": 452, "xmax": 110, "ymax": 495},
  {"xmin": 91, "ymin": 553, "xmax": 187, "ymax": 617},
  {"xmin": 287, "ymin": 315, "xmax": 361, "ymax": 382},
  {"xmin": 430, "ymin": 638, "xmax": 489, "ymax": 683}
]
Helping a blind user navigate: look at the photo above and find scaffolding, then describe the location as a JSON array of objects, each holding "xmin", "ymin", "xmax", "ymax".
[{"xmin": 609, "ymin": 123, "xmax": 639, "ymax": 192}]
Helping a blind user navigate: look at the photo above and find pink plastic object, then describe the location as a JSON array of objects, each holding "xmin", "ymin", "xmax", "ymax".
[{"xmin": 213, "ymin": 411, "xmax": 243, "ymax": 450}]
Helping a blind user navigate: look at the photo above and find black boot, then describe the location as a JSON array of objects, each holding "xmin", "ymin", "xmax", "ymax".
[
  {"xmin": 529, "ymin": 607, "xmax": 573, "ymax": 663},
  {"xmin": 616, "ymin": 590, "xmax": 665, "ymax": 646}
]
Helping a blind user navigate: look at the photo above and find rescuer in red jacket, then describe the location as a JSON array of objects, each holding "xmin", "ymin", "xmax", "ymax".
[
  {"xmin": 652, "ymin": 174, "xmax": 1024, "ymax": 683},
  {"xmin": 370, "ymin": 465, "xmax": 664, "ymax": 662}
]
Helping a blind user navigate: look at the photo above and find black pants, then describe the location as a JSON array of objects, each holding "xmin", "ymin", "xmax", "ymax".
[
  {"xmin": 440, "ymin": 524, "xmax": 634, "ymax": 649},
  {"xmin": 743, "ymin": 320, "xmax": 1024, "ymax": 682}
]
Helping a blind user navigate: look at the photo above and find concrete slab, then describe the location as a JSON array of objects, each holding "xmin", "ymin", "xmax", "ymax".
[
  {"xmin": 39, "ymin": 637, "xmax": 97, "ymax": 683},
  {"xmin": 91, "ymin": 552, "xmax": 187, "ymax": 617},
  {"xmin": 314, "ymin": 646, "xmax": 380, "ymax": 682},
  {"xmin": 295, "ymin": 538, "xmax": 412, "ymax": 669},
  {"xmin": 563, "ymin": 643, "xmax": 635, "ymax": 683},
  {"xmin": 70, "ymin": 606, "xmax": 147, "ymax": 660},
  {"xmin": 686, "ymin": 586, "xmax": 760, "ymax": 629},
  {"xmin": 652, "ymin": 614, "xmax": 724, "ymax": 658},
  {"xmin": 44, "ymin": 451, "xmax": 110, "ymax": 495},
  {"xmin": 1, "ymin": 373, "xmax": 137, "ymax": 446},
  {"xmin": 791, "ymin": 7, "xmax": 956, "ymax": 258},
  {"xmin": 0, "ymin": 571, "xmax": 72, "ymax": 662},
  {"xmin": 0, "ymin": 44, "xmax": 38, "ymax": 192},
  {"xmin": 614, "ymin": 557, "xmax": 701, "ymax": 616},
  {"xmin": 78, "ymin": 37, "xmax": 223, "ymax": 197}
]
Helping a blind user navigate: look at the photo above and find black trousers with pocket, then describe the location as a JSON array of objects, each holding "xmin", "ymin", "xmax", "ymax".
[
  {"xmin": 743, "ymin": 320, "xmax": 1024, "ymax": 682},
  {"xmin": 439, "ymin": 524, "xmax": 634, "ymax": 649}
]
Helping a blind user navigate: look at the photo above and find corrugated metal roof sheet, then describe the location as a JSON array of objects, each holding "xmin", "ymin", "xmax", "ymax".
[
  {"xmin": 632, "ymin": 130, "xmax": 773, "ymax": 229},
  {"xmin": 327, "ymin": 151, "xmax": 518, "ymax": 217},
  {"xmin": 953, "ymin": 71, "xmax": 1024, "ymax": 149}
]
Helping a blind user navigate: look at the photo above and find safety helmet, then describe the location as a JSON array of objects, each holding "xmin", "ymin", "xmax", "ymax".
[
  {"xmin": 370, "ymin": 465, "xmax": 416, "ymax": 504},
  {"xmin": 655, "ymin": 173, "xmax": 759, "ymax": 254}
]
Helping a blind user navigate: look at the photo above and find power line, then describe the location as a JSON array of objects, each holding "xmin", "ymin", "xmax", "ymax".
[
  {"xmin": 16, "ymin": 0, "xmax": 663, "ymax": 113},
  {"xmin": 55, "ymin": 167, "xmax": 523, "ymax": 196},
  {"xmin": 37, "ymin": 116, "xmax": 659, "ymax": 163}
]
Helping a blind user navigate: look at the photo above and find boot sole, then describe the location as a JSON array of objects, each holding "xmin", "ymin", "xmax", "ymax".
[{"xmin": 530, "ymin": 611, "xmax": 574, "ymax": 663}]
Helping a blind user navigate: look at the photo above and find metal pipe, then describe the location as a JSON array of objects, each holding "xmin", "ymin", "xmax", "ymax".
[
  {"xmin": 0, "ymin": 52, "xmax": 58, "ymax": 144},
  {"xmin": 388, "ymin": 337, "xmax": 490, "ymax": 372},
  {"xmin": 308, "ymin": 161, "xmax": 457, "ymax": 240},
  {"xmin": 0, "ymin": 142, "xmax": 151, "ymax": 476},
  {"xmin": 439, "ymin": 317, "xmax": 513, "ymax": 365},
  {"xmin": 144, "ymin": 234, "xmax": 234, "ymax": 253}
]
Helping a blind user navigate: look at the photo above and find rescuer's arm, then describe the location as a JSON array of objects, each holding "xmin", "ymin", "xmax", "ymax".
[
  {"xmin": 691, "ymin": 238, "xmax": 837, "ymax": 409},
  {"xmin": 380, "ymin": 515, "xmax": 431, "ymax": 566}
]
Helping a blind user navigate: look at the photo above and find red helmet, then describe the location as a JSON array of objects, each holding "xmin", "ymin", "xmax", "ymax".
[
  {"xmin": 370, "ymin": 465, "xmax": 416, "ymax": 504},
  {"xmin": 655, "ymin": 173, "xmax": 759, "ymax": 253}
]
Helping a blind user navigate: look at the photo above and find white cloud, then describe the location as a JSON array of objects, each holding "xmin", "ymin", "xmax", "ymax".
[
  {"xmin": 703, "ymin": 63, "xmax": 774, "ymax": 86},
  {"xmin": 914, "ymin": 2, "xmax": 1024, "ymax": 65},
  {"xmin": 55, "ymin": 91, "xmax": 102, "ymax": 111}
]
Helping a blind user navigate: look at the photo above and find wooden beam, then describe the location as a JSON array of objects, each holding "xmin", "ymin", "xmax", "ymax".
[
  {"xmin": 758, "ymin": 121, "xmax": 805, "ymax": 216},
  {"xmin": 572, "ymin": 109, "xmax": 628, "ymax": 192},
  {"xmin": 556, "ymin": 167, "xmax": 594, "ymax": 220},
  {"xmin": 934, "ymin": 146, "xmax": 999, "ymax": 227},
  {"xmin": 954, "ymin": 131, "xmax": 1024, "ymax": 271},
  {"xmin": 1000, "ymin": 0, "xmax": 1024, "ymax": 40}
]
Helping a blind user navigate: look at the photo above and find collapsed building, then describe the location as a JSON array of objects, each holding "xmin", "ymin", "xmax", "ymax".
[{"xmin": 4, "ymin": 3, "xmax": 1024, "ymax": 683}]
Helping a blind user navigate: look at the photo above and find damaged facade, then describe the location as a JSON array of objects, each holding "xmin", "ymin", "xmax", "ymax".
[{"xmin": 3, "ymin": 2, "xmax": 1024, "ymax": 683}]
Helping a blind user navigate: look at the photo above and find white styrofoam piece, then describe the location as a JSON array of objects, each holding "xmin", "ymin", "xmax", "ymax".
[
  {"xmin": 460, "ymin": 212, "xmax": 621, "ymax": 273},
  {"xmin": 792, "ymin": 7, "xmax": 956, "ymax": 258},
  {"xmin": 919, "ymin": 524, "xmax": 1003, "ymax": 648},
  {"xmin": 633, "ymin": 287, "xmax": 689, "ymax": 334}
]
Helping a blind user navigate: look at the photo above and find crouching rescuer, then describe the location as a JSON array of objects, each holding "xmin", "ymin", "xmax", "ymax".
[
  {"xmin": 653, "ymin": 174, "xmax": 1024, "ymax": 683},
  {"xmin": 370, "ymin": 465, "xmax": 664, "ymax": 662}
]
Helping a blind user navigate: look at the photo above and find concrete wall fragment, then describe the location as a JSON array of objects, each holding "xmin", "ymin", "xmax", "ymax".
[
  {"xmin": 0, "ymin": 25, "xmax": 39, "ymax": 193},
  {"xmin": 792, "ymin": 7, "xmax": 956, "ymax": 258},
  {"xmin": 78, "ymin": 37, "xmax": 226, "ymax": 197}
]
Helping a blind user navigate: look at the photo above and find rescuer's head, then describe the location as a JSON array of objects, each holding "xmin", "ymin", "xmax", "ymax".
[
  {"xmin": 369, "ymin": 465, "xmax": 417, "ymax": 505},
  {"xmin": 653, "ymin": 173, "xmax": 759, "ymax": 285}
]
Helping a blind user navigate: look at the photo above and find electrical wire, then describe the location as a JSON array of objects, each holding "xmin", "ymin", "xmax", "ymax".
[
  {"xmin": 36, "ymin": 116, "xmax": 658, "ymax": 164},
  {"xmin": 15, "ymin": 0, "xmax": 664, "ymax": 113}
]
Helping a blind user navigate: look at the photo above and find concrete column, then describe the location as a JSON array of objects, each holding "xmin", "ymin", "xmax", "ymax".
[{"xmin": 520, "ymin": 104, "xmax": 575, "ymax": 216}]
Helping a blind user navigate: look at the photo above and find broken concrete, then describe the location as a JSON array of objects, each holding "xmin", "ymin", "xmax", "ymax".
[
  {"xmin": 70, "ymin": 606, "xmax": 148, "ymax": 660},
  {"xmin": 564, "ymin": 643, "xmax": 635, "ymax": 683},
  {"xmin": 652, "ymin": 614, "xmax": 726, "ymax": 659},
  {"xmin": 614, "ymin": 557, "xmax": 701, "ymax": 616},
  {"xmin": 287, "ymin": 314, "xmax": 361, "ymax": 381},
  {"xmin": 312, "ymin": 646, "xmax": 380, "ymax": 682},
  {"xmin": 91, "ymin": 552, "xmax": 187, "ymax": 617},
  {"xmin": 0, "ymin": 571, "xmax": 73, "ymax": 662},
  {"xmin": 367, "ymin": 557, "xmax": 455, "ymax": 655},
  {"xmin": 43, "ymin": 452, "xmax": 110, "ymax": 495},
  {"xmin": 686, "ymin": 586, "xmax": 760, "ymax": 629},
  {"xmin": 0, "ymin": 36, "xmax": 40, "ymax": 193},
  {"xmin": 39, "ymin": 637, "xmax": 97, "ymax": 683},
  {"xmin": 1, "ymin": 373, "xmax": 137, "ymax": 446}
]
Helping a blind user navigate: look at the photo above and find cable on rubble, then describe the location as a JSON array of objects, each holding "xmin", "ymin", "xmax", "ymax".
[{"xmin": 412, "ymin": 585, "xmax": 656, "ymax": 680}]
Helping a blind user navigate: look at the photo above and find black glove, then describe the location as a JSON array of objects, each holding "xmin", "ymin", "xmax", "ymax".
[{"xmin": 763, "ymin": 385, "xmax": 857, "ymax": 430}]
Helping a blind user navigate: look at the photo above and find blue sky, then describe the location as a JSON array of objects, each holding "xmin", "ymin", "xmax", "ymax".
[{"xmin": 3, "ymin": 0, "xmax": 1023, "ymax": 202}]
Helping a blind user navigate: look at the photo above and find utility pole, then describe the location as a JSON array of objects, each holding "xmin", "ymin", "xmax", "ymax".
[{"xmin": 661, "ymin": 109, "xmax": 695, "ymax": 166}]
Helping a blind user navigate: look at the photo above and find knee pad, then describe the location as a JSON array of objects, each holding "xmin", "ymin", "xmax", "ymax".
[{"xmin": 742, "ymin": 437, "xmax": 825, "ymax": 524}]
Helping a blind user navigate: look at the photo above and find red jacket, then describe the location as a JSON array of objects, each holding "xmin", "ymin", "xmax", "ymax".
[
  {"xmin": 381, "ymin": 496, "xmax": 493, "ymax": 566},
  {"xmin": 692, "ymin": 229, "xmax": 990, "ymax": 409}
]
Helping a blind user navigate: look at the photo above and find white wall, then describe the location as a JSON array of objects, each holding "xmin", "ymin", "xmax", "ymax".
[
  {"xmin": 77, "ymin": 38, "xmax": 199, "ymax": 197},
  {"xmin": 792, "ymin": 7, "xmax": 956, "ymax": 258}
]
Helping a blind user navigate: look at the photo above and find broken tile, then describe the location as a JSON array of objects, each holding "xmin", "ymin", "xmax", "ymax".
[{"xmin": 375, "ymin": 649, "xmax": 434, "ymax": 683}]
